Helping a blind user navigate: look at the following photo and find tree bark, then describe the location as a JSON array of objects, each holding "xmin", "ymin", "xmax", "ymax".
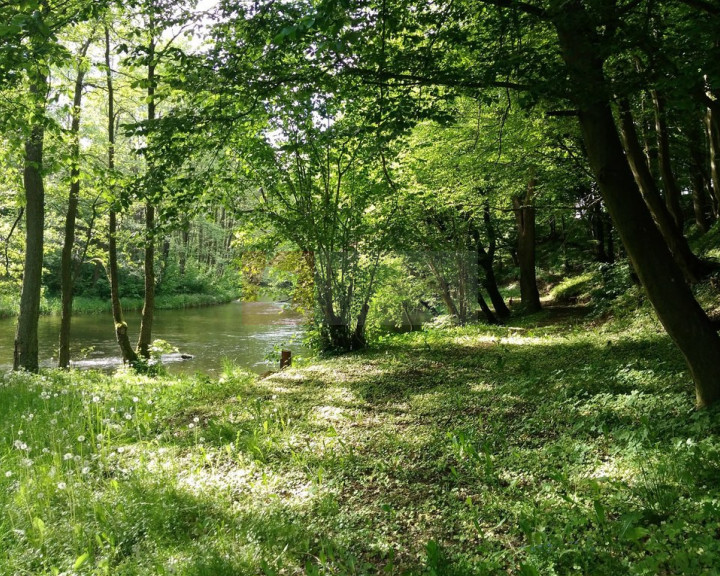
[
  {"xmin": 652, "ymin": 90, "xmax": 684, "ymax": 229},
  {"xmin": 617, "ymin": 100, "xmax": 710, "ymax": 283},
  {"xmin": 706, "ymin": 104, "xmax": 720, "ymax": 211},
  {"xmin": 137, "ymin": 31, "xmax": 157, "ymax": 359},
  {"xmin": 687, "ymin": 116, "xmax": 714, "ymax": 227},
  {"xmin": 58, "ymin": 40, "xmax": 91, "ymax": 369},
  {"xmin": 512, "ymin": 180, "xmax": 541, "ymax": 313},
  {"xmin": 480, "ymin": 202, "xmax": 510, "ymax": 318},
  {"xmin": 105, "ymin": 26, "xmax": 138, "ymax": 365},
  {"xmin": 555, "ymin": 7, "xmax": 720, "ymax": 407},
  {"xmin": 14, "ymin": 75, "xmax": 48, "ymax": 373}
]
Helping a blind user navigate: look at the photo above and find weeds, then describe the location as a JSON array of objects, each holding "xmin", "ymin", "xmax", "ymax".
[{"xmin": 1, "ymin": 312, "xmax": 720, "ymax": 574}]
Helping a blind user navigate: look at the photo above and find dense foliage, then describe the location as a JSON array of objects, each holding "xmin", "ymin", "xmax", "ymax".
[{"xmin": 2, "ymin": 1, "xmax": 720, "ymax": 572}]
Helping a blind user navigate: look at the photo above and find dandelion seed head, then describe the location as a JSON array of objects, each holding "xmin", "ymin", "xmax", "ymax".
[{"xmin": 57, "ymin": 482, "xmax": 67, "ymax": 490}]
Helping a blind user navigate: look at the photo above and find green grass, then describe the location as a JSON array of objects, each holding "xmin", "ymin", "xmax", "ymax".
[{"xmin": 2, "ymin": 311, "xmax": 720, "ymax": 575}]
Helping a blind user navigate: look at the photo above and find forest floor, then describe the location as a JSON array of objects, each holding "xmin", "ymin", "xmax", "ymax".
[{"xmin": 2, "ymin": 307, "xmax": 720, "ymax": 575}]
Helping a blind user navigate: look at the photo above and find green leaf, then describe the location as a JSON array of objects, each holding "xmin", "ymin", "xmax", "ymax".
[{"xmin": 73, "ymin": 552, "xmax": 89, "ymax": 569}]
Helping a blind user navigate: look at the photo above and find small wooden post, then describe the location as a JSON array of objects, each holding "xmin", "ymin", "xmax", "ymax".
[{"xmin": 280, "ymin": 349, "xmax": 292, "ymax": 369}]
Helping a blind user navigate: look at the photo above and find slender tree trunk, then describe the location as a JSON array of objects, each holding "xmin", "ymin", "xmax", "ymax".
[
  {"xmin": 480, "ymin": 202, "xmax": 510, "ymax": 318},
  {"xmin": 477, "ymin": 290, "xmax": 499, "ymax": 324},
  {"xmin": 555, "ymin": 9, "xmax": 720, "ymax": 407},
  {"xmin": 605, "ymin": 214, "xmax": 615, "ymax": 264},
  {"xmin": 652, "ymin": 90, "xmax": 684, "ymax": 228},
  {"xmin": 513, "ymin": 180, "xmax": 541, "ymax": 313},
  {"xmin": 591, "ymin": 201, "xmax": 609, "ymax": 262},
  {"xmin": 105, "ymin": 26, "xmax": 138, "ymax": 365},
  {"xmin": 706, "ymin": 104, "xmax": 720, "ymax": 211},
  {"xmin": 58, "ymin": 40, "xmax": 91, "ymax": 369},
  {"xmin": 691, "ymin": 170, "xmax": 711, "ymax": 233},
  {"xmin": 179, "ymin": 222, "xmax": 189, "ymax": 276},
  {"xmin": 618, "ymin": 100, "xmax": 710, "ymax": 282},
  {"xmin": 14, "ymin": 76, "xmax": 48, "ymax": 372},
  {"xmin": 137, "ymin": 32, "xmax": 157, "ymax": 359},
  {"xmin": 427, "ymin": 257, "xmax": 460, "ymax": 318}
]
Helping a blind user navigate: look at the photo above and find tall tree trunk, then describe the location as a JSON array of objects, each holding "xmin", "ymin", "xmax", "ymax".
[
  {"xmin": 687, "ymin": 116, "xmax": 714, "ymax": 227},
  {"xmin": 58, "ymin": 40, "xmax": 91, "ymax": 369},
  {"xmin": 652, "ymin": 90, "xmax": 684, "ymax": 228},
  {"xmin": 617, "ymin": 100, "xmax": 710, "ymax": 282},
  {"xmin": 513, "ymin": 180, "xmax": 541, "ymax": 313},
  {"xmin": 691, "ymin": 169, "xmax": 711, "ymax": 233},
  {"xmin": 555, "ymin": 8, "xmax": 720, "ymax": 407},
  {"xmin": 137, "ymin": 31, "xmax": 157, "ymax": 359},
  {"xmin": 706, "ymin": 104, "xmax": 720, "ymax": 211},
  {"xmin": 105, "ymin": 26, "xmax": 138, "ymax": 365},
  {"xmin": 179, "ymin": 222, "xmax": 189, "ymax": 276},
  {"xmin": 14, "ymin": 75, "xmax": 48, "ymax": 372}
]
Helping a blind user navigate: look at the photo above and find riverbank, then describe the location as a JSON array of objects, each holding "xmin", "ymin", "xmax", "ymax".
[
  {"xmin": 0, "ymin": 290, "xmax": 241, "ymax": 320},
  {"xmin": 2, "ymin": 310, "xmax": 719, "ymax": 575}
]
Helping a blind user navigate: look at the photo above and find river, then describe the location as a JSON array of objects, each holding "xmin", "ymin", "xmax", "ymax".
[{"xmin": 0, "ymin": 301, "xmax": 307, "ymax": 375}]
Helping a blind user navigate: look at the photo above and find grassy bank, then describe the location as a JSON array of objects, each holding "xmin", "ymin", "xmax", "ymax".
[
  {"xmin": 0, "ymin": 291, "xmax": 241, "ymax": 320},
  {"xmin": 1, "ymin": 310, "xmax": 719, "ymax": 575}
]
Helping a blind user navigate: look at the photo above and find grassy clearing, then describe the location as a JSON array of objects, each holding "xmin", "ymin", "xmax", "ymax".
[{"xmin": 2, "ymin": 310, "xmax": 720, "ymax": 575}]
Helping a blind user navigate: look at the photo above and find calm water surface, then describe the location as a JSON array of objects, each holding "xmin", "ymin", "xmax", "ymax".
[{"xmin": 0, "ymin": 301, "xmax": 306, "ymax": 375}]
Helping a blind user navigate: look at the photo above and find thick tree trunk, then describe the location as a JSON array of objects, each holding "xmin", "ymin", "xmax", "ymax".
[
  {"xmin": 14, "ymin": 77, "xmax": 48, "ymax": 373},
  {"xmin": 618, "ymin": 101, "xmax": 710, "ymax": 283},
  {"xmin": 105, "ymin": 26, "xmax": 138, "ymax": 365},
  {"xmin": 555, "ymin": 10, "xmax": 720, "ymax": 407},
  {"xmin": 512, "ymin": 180, "xmax": 541, "ymax": 313},
  {"xmin": 59, "ymin": 41, "xmax": 91, "ymax": 369},
  {"xmin": 652, "ymin": 90, "xmax": 684, "ymax": 229}
]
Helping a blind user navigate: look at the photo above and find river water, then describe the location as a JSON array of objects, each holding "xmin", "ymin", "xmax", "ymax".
[{"xmin": 0, "ymin": 301, "xmax": 307, "ymax": 375}]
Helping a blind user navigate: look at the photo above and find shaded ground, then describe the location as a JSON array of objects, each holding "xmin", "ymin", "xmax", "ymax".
[{"xmin": 1, "ymin": 313, "xmax": 719, "ymax": 575}]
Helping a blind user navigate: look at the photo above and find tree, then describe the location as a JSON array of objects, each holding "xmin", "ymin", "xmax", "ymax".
[
  {"xmin": 285, "ymin": 0, "xmax": 720, "ymax": 405},
  {"xmin": 58, "ymin": 34, "xmax": 93, "ymax": 369}
]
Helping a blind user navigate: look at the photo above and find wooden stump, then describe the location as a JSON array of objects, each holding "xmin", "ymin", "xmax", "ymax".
[{"xmin": 280, "ymin": 349, "xmax": 292, "ymax": 369}]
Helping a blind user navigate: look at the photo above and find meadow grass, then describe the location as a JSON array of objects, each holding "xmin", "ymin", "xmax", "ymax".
[{"xmin": 1, "ymin": 309, "xmax": 719, "ymax": 575}]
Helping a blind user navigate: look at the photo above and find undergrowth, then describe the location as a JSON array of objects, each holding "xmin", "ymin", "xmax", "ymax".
[{"xmin": 1, "ymin": 312, "xmax": 719, "ymax": 575}]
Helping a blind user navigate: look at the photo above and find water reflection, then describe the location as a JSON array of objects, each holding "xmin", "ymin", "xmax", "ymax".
[{"xmin": 0, "ymin": 301, "xmax": 306, "ymax": 375}]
